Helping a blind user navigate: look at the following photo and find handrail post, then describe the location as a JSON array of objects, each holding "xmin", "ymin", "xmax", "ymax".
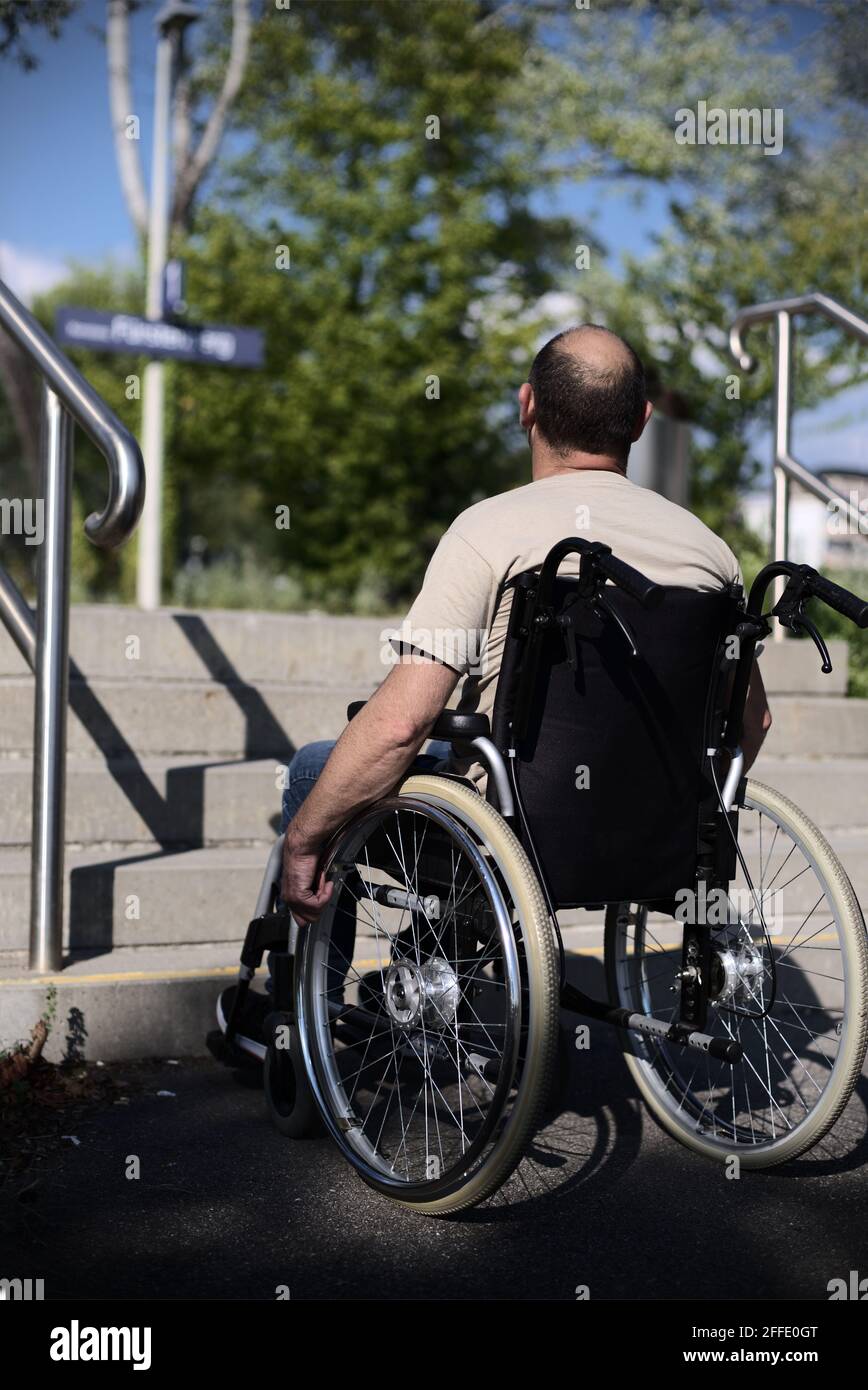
[
  {"xmin": 729, "ymin": 292, "xmax": 868, "ymax": 633},
  {"xmin": 0, "ymin": 275, "xmax": 145, "ymax": 973},
  {"xmin": 772, "ymin": 311, "xmax": 793, "ymax": 635},
  {"xmin": 29, "ymin": 386, "xmax": 73, "ymax": 973}
]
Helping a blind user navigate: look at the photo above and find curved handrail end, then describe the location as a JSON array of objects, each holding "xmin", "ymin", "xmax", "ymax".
[{"xmin": 83, "ymin": 429, "xmax": 146, "ymax": 549}]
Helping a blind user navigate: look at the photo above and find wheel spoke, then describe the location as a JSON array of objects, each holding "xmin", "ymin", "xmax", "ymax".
[{"xmin": 607, "ymin": 787, "xmax": 861, "ymax": 1156}]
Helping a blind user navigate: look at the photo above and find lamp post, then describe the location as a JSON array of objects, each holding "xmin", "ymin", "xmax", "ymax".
[{"xmin": 137, "ymin": 1, "xmax": 200, "ymax": 611}]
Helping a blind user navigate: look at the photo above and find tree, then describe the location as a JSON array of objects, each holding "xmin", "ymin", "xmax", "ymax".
[
  {"xmin": 170, "ymin": 0, "xmax": 851, "ymax": 605},
  {"xmin": 611, "ymin": 0, "xmax": 867, "ymax": 579},
  {"xmin": 0, "ymin": 0, "xmax": 76, "ymax": 69},
  {"xmin": 7, "ymin": 0, "xmax": 864, "ymax": 611},
  {"xmin": 106, "ymin": 0, "xmax": 252, "ymax": 240},
  {"xmin": 0, "ymin": 0, "xmax": 79, "ymax": 479}
]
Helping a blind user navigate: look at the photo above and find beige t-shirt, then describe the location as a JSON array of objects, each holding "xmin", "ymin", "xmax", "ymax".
[{"xmin": 392, "ymin": 470, "xmax": 742, "ymax": 786}]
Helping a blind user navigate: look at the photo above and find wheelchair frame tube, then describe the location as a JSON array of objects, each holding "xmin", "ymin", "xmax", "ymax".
[
  {"xmin": 560, "ymin": 980, "xmax": 742, "ymax": 1064},
  {"xmin": 724, "ymin": 561, "xmax": 797, "ymax": 750}
]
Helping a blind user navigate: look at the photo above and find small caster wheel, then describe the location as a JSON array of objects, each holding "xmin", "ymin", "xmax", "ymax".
[{"xmin": 263, "ymin": 1014, "xmax": 322, "ymax": 1138}]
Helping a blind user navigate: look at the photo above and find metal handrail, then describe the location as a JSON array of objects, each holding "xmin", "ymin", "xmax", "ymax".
[
  {"xmin": 0, "ymin": 277, "xmax": 145, "ymax": 971},
  {"xmin": 729, "ymin": 293, "xmax": 868, "ymax": 636},
  {"xmin": 0, "ymin": 281, "xmax": 144, "ymax": 546},
  {"xmin": 730, "ymin": 292, "xmax": 868, "ymax": 371}
]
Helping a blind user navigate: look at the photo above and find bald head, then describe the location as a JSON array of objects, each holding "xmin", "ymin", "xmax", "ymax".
[{"xmin": 526, "ymin": 324, "xmax": 647, "ymax": 463}]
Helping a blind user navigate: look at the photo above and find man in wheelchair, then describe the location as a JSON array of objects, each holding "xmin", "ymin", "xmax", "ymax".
[
  {"xmin": 215, "ymin": 325, "xmax": 868, "ymax": 1214},
  {"xmin": 278, "ymin": 325, "xmax": 770, "ymax": 919}
]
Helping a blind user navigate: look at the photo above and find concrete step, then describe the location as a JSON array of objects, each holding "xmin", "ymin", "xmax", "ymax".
[
  {"xmin": 0, "ymin": 845, "xmax": 273, "ymax": 954},
  {"xmin": 0, "ymin": 604, "xmax": 849, "ymax": 693},
  {"xmin": 0, "ymin": 675, "xmax": 366, "ymax": 756},
  {"xmin": 1, "ymin": 908, "xmax": 858, "ymax": 1062},
  {"xmin": 760, "ymin": 697, "xmax": 868, "ymax": 757},
  {"xmin": 0, "ymin": 604, "xmax": 395, "ymax": 686},
  {"xmin": 0, "ymin": 746, "xmax": 862, "ymax": 853},
  {"xmin": 0, "ymin": 754, "xmax": 284, "ymax": 847},
  {"xmin": 749, "ymin": 756, "xmax": 868, "ymax": 831},
  {"xmin": 1, "ymin": 817, "xmax": 864, "ymax": 957},
  {"xmin": 0, "ymin": 683, "xmax": 862, "ymax": 760},
  {"xmin": 757, "ymin": 638, "xmax": 848, "ymax": 695},
  {"xmin": 0, "ymin": 943, "xmax": 241, "ymax": 1063}
]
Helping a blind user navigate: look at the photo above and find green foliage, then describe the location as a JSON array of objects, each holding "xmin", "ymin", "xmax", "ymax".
[
  {"xmin": 41, "ymin": 983, "xmax": 58, "ymax": 1035},
  {"xmin": 170, "ymin": 0, "xmax": 572, "ymax": 606},
  {"xmin": 4, "ymin": 0, "xmax": 865, "ymax": 626},
  {"xmin": 0, "ymin": 0, "xmax": 77, "ymax": 70},
  {"xmin": 28, "ymin": 264, "xmax": 147, "ymax": 603},
  {"xmin": 180, "ymin": 0, "xmax": 866, "ymax": 607}
]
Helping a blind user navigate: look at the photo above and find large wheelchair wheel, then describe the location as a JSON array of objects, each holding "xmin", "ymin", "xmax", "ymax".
[
  {"xmin": 605, "ymin": 779, "xmax": 868, "ymax": 1167},
  {"xmin": 296, "ymin": 774, "xmax": 559, "ymax": 1215}
]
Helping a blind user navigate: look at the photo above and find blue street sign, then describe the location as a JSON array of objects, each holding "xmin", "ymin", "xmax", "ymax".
[{"xmin": 54, "ymin": 306, "xmax": 264, "ymax": 368}]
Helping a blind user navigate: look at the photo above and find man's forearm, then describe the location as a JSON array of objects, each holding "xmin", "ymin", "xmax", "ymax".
[
  {"xmin": 284, "ymin": 657, "xmax": 460, "ymax": 855},
  {"xmin": 285, "ymin": 712, "xmax": 428, "ymax": 852}
]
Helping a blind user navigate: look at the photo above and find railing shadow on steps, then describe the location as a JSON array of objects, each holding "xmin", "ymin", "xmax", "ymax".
[
  {"xmin": 0, "ymin": 276, "xmax": 300, "ymax": 969},
  {"xmin": 65, "ymin": 613, "xmax": 297, "ymax": 956}
]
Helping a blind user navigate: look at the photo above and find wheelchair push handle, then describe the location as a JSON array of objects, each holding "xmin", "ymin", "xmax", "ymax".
[
  {"xmin": 809, "ymin": 572, "xmax": 868, "ymax": 629},
  {"xmin": 537, "ymin": 537, "xmax": 663, "ymax": 609},
  {"xmin": 597, "ymin": 550, "xmax": 662, "ymax": 607},
  {"xmin": 749, "ymin": 560, "xmax": 868, "ymax": 631}
]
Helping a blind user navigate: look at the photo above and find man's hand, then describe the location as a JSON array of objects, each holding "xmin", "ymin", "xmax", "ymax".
[
  {"xmin": 280, "ymin": 829, "xmax": 333, "ymax": 924},
  {"xmin": 278, "ymin": 657, "xmax": 460, "ymax": 921}
]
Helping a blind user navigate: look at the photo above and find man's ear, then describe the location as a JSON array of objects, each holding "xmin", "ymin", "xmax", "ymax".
[
  {"xmin": 518, "ymin": 382, "xmax": 536, "ymax": 434},
  {"xmin": 632, "ymin": 399, "xmax": 653, "ymax": 442}
]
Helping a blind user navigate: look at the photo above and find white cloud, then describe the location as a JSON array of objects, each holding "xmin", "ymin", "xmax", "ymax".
[{"xmin": 0, "ymin": 242, "xmax": 70, "ymax": 304}]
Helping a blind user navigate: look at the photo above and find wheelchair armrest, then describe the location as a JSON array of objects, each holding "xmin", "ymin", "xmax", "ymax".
[
  {"xmin": 346, "ymin": 700, "xmax": 490, "ymax": 743},
  {"xmin": 430, "ymin": 711, "xmax": 490, "ymax": 741}
]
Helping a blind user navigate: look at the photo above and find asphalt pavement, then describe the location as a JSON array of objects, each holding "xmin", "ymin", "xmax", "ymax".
[{"xmin": 3, "ymin": 953, "xmax": 867, "ymax": 1302}]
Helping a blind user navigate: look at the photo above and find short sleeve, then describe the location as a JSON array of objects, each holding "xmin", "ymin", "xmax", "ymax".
[
  {"xmin": 388, "ymin": 529, "xmax": 499, "ymax": 677},
  {"xmin": 728, "ymin": 546, "xmax": 745, "ymax": 591}
]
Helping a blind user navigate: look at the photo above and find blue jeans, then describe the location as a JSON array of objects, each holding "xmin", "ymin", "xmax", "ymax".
[
  {"xmin": 279, "ymin": 738, "xmax": 453, "ymax": 832},
  {"xmin": 274, "ymin": 739, "xmax": 452, "ymax": 998}
]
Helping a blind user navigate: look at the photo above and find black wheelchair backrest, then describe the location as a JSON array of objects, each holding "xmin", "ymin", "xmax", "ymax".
[{"xmin": 492, "ymin": 572, "xmax": 741, "ymax": 908}]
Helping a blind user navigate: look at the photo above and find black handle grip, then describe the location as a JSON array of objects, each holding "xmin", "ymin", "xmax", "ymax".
[
  {"xmin": 598, "ymin": 552, "xmax": 663, "ymax": 607},
  {"xmin": 809, "ymin": 574, "xmax": 868, "ymax": 629}
]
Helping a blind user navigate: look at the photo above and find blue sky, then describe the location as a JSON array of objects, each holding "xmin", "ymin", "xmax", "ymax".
[
  {"xmin": 0, "ymin": 0, "xmax": 863, "ymax": 480},
  {"xmin": 0, "ymin": 0, "xmax": 678, "ymax": 275}
]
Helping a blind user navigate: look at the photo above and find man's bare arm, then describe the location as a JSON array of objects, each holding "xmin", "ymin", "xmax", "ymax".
[
  {"xmin": 741, "ymin": 660, "xmax": 772, "ymax": 772},
  {"xmin": 281, "ymin": 657, "xmax": 459, "ymax": 918}
]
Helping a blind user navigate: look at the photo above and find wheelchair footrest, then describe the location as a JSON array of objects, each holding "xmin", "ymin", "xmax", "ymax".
[
  {"xmin": 206, "ymin": 1028, "xmax": 263, "ymax": 1070},
  {"xmin": 619, "ymin": 1009, "xmax": 742, "ymax": 1063}
]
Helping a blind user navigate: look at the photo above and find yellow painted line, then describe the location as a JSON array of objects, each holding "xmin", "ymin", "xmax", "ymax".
[
  {"xmin": 352, "ymin": 948, "xmax": 608, "ymax": 968},
  {"xmin": 353, "ymin": 934, "xmax": 840, "ymax": 968},
  {"xmin": 0, "ymin": 965, "xmax": 238, "ymax": 987},
  {"xmin": 0, "ymin": 932, "xmax": 841, "ymax": 987}
]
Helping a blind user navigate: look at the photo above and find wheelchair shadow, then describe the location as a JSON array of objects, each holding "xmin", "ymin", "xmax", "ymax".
[
  {"xmin": 463, "ymin": 948, "xmax": 868, "ymax": 1224},
  {"xmin": 773, "ymin": 1070, "xmax": 868, "ymax": 1177},
  {"xmin": 64, "ymin": 612, "xmax": 296, "ymax": 956},
  {"xmin": 462, "ymin": 953, "xmax": 647, "ymax": 1223}
]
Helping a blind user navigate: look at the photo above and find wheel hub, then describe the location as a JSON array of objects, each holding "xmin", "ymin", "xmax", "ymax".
[
  {"xmin": 384, "ymin": 957, "xmax": 460, "ymax": 1030},
  {"xmin": 710, "ymin": 940, "xmax": 765, "ymax": 1009}
]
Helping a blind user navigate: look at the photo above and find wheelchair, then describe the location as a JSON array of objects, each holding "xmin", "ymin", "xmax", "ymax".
[{"xmin": 215, "ymin": 538, "xmax": 868, "ymax": 1216}]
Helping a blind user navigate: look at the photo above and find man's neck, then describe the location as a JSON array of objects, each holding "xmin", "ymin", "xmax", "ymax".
[{"xmin": 531, "ymin": 444, "xmax": 627, "ymax": 481}]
